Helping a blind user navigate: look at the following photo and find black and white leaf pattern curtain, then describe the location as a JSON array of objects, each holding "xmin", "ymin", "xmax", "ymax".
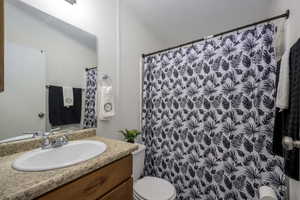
[
  {"xmin": 142, "ymin": 24, "xmax": 286, "ymax": 200},
  {"xmin": 83, "ymin": 68, "xmax": 97, "ymax": 128}
]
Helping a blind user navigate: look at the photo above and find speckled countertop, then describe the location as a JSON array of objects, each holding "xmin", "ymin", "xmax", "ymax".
[{"xmin": 0, "ymin": 136, "xmax": 138, "ymax": 200}]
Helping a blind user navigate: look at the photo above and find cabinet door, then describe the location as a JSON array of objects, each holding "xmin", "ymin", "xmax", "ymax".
[
  {"xmin": 99, "ymin": 178, "xmax": 133, "ymax": 200},
  {"xmin": 38, "ymin": 155, "xmax": 132, "ymax": 200}
]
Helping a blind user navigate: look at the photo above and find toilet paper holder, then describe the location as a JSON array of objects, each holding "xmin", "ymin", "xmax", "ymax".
[{"xmin": 282, "ymin": 136, "xmax": 300, "ymax": 151}]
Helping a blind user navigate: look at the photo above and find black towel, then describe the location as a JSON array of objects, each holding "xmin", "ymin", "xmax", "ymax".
[
  {"xmin": 273, "ymin": 61, "xmax": 288, "ymax": 157},
  {"xmin": 273, "ymin": 108, "xmax": 288, "ymax": 157},
  {"xmin": 284, "ymin": 39, "xmax": 300, "ymax": 180},
  {"xmin": 49, "ymin": 86, "xmax": 82, "ymax": 126}
]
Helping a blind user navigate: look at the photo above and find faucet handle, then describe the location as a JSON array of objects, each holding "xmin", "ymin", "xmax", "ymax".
[
  {"xmin": 51, "ymin": 135, "xmax": 69, "ymax": 148},
  {"xmin": 41, "ymin": 135, "xmax": 51, "ymax": 149},
  {"xmin": 59, "ymin": 135, "xmax": 69, "ymax": 145},
  {"xmin": 32, "ymin": 131, "xmax": 44, "ymax": 138},
  {"xmin": 40, "ymin": 128, "xmax": 60, "ymax": 149}
]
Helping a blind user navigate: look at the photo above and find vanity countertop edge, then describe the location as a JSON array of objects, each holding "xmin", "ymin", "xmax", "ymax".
[{"xmin": 0, "ymin": 136, "xmax": 138, "ymax": 200}]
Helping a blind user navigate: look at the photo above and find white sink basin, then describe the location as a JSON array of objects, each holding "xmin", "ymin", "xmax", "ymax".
[{"xmin": 12, "ymin": 140, "xmax": 107, "ymax": 172}]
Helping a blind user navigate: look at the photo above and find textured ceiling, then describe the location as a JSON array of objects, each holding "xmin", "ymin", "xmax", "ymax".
[{"xmin": 123, "ymin": 0, "xmax": 278, "ymax": 48}]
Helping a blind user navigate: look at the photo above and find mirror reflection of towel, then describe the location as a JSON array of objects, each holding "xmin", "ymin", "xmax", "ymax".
[
  {"xmin": 63, "ymin": 86, "xmax": 74, "ymax": 107},
  {"xmin": 49, "ymin": 86, "xmax": 82, "ymax": 126}
]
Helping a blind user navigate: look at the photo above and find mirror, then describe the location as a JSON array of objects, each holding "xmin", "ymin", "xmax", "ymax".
[{"xmin": 0, "ymin": 0, "xmax": 98, "ymax": 143}]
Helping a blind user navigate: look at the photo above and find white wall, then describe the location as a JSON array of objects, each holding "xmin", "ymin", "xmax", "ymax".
[
  {"xmin": 269, "ymin": 2, "xmax": 300, "ymax": 200},
  {"xmin": 117, "ymin": 3, "xmax": 166, "ymax": 139},
  {"xmin": 123, "ymin": 0, "xmax": 280, "ymax": 48},
  {"xmin": 270, "ymin": 1, "xmax": 300, "ymax": 47}
]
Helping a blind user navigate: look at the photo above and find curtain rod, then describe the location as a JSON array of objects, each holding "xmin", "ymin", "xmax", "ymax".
[
  {"xmin": 85, "ymin": 67, "xmax": 97, "ymax": 71},
  {"xmin": 142, "ymin": 10, "xmax": 290, "ymax": 58},
  {"xmin": 46, "ymin": 85, "xmax": 85, "ymax": 91}
]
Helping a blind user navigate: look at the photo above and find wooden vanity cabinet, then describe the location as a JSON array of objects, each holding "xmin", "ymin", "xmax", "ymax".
[{"xmin": 37, "ymin": 155, "xmax": 133, "ymax": 200}]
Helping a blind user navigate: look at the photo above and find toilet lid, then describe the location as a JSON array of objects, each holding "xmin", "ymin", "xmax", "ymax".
[{"xmin": 134, "ymin": 177, "xmax": 176, "ymax": 200}]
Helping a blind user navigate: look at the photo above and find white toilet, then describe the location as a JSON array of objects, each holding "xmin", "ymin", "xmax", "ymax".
[{"xmin": 132, "ymin": 144, "xmax": 176, "ymax": 200}]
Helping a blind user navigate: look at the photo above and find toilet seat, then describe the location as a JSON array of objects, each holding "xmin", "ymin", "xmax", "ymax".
[
  {"xmin": 133, "ymin": 176, "xmax": 176, "ymax": 200},
  {"xmin": 133, "ymin": 192, "xmax": 176, "ymax": 200}
]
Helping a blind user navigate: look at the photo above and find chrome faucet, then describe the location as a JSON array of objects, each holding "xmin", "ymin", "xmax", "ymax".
[
  {"xmin": 41, "ymin": 128, "xmax": 69, "ymax": 149},
  {"xmin": 51, "ymin": 135, "xmax": 69, "ymax": 148}
]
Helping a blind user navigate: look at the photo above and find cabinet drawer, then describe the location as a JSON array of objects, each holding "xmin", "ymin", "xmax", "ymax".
[
  {"xmin": 37, "ymin": 155, "xmax": 132, "ymax": 200},
  {"xmin": 99, "ymin": 178, "xmax": 133, "ymax": 200}
]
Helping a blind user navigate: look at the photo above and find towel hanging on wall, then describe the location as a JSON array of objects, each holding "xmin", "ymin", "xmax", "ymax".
[
  {"xmin": 274, "ymin": 19, "xmax": 288, "ymax": 61},
  {"xmin": 276, "ymin": 49, "xmax": 290, "ymax": 110},
  {"xmin": 276, "ymin": 19, "xmax": 290, "ymax": 110}
]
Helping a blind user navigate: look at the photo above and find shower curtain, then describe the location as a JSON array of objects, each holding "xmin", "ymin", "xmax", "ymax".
[
  {"xmin": 142, "ymin": 24, "xmax": 286, "ymax": 200},
  {"xmin": 83, "ymin": 68, "xmax": 97, "ymax": 128}
]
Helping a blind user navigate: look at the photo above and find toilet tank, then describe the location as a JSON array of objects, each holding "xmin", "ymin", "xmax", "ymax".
[{"xmin": 132, "ymin": 143, "xmax": 146, "ymax": 181}]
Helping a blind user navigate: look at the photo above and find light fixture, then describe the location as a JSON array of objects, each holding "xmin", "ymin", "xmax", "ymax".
[{"xmin": 65, "ymin": 0, "xmax": 77, "ymax": 5}]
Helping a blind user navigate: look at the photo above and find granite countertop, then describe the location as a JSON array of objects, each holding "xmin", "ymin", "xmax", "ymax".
[{"xmin": 0, "ymin": 136, "xmax": 138, "ymax": 200}]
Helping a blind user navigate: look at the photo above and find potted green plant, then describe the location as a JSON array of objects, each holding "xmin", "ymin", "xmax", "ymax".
[{"xmin": 119, "ymin": 129, "xmax": 141, "ymax": 143}]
